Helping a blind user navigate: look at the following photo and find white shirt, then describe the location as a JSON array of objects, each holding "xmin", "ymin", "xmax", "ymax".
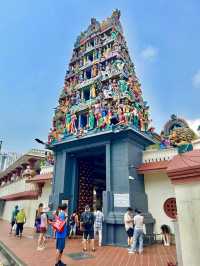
[
  {"xmin": 134, "ymin": 214, "xmax": 144, "ymax": 230},
  {"xmin": 124, "ymin": 212, "xmax": 134, "ymax": 231}
]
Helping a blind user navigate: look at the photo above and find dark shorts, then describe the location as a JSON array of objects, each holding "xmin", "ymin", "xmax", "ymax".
[
  {"xmin": 126, "ymin": 228, "xmax": 134, "ymax": 237},
  {"xmin": 11, "ymin": 221, "xmax": 15, "ymax": 227},
  {"xmin": 39, "ymin": 227, "xmax": 47, "ymax": 233},
  {"xmin": 56, "ymin": 238, "xmax": 66, "ymax": 253},
  {"xmin": 83, "ymin": 230, "xmax": 94, "ymax": 240}
]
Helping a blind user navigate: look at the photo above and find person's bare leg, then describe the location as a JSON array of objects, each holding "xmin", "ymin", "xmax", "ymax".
[
  {"xmin": 56, "ymin": 250, "xmax": 62, "ymax": 264},
  {"xmin": 83, "ymin": 239, "xmax": 87, "ymax": 251},
  {"xmin": 163, "ymin": 234, "xmax": 167, "ymax": 245},
  {"xmin": 37, "ymin": 233, "xmax": 43, "ymax": 249},
  {"xmin": 91, "ymin": 239, "xmax": 95, "ymax": 250},
  {"xmin": 166, "ymin": 233, "xmax": 170, "ymax": 246},
  {"xmin": 9, "ymin": 225, "xmax": 13, "ymax": 234},
  {"xmin": 42, "ymin": 235, "xmax": 46, "ymax": 248}
]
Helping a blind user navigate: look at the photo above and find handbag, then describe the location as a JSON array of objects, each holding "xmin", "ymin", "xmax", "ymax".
[{"xmin": 52, "ymin": 218, "xmax": 65, "ymax": 232}]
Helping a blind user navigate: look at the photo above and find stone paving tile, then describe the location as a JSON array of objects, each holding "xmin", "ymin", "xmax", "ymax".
[{"xmin": 0, "ymin": 220, "xmax": 176, "ymax": 266}]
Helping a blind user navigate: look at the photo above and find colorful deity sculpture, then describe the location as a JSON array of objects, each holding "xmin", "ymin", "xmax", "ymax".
[
  {"xmin": 113, "ymin": 59, "xmax": 125, "ymax": 72},
  {"xmin": 103, "ymin": 83, "xmax": 112, "ymax": 98},
  {"xmin": 124, "ymin": 101, "xmax": 131, "ymax": 124},
  {"xmin": 88, "ymin": 109, "xmax": 95, "ymax": 130},
  {"xmin": 90, "ymin": 84, "xmax": 96, "ymax": 98},
  {"xmin": 111, "ymin": 79, "xmax": 119, "ymax": 95},
  {"xmin": 66, "ymin": 112, "xmax": 72, "ymax": 133},
  {"xmin": 118, "ymin": 108, "xmax": 126, "ymax": 124},
  {"xmin": 71, "ymin": 112, "xmax": 77, "ymax": 133},
  {"xmin": 132, "ymin": 107, "xmax": 139, "ymax": 128},
  {"xmin": 92, "ymin": 64, "xmax": 98, "ymax": 77},
  {"xmin": 75, "ymin": 91, "xmax": 81, "ymax": 105},
  {"xmin": 118, "ymin": 78, "xmax": 129, "ymax": 95}
]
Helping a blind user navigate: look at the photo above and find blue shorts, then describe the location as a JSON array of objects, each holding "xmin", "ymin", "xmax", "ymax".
[{"xmin": 56, "ymin": 238, "xmax": 66, "ymax": 253}]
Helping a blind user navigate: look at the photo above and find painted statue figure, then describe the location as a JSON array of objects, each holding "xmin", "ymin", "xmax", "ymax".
[
  {"xmin": 103, "ymin": 83, "xmax": 112, "ymax": 98},
  {"xmin": 75, "ymin": 91, "xmax": 81, "ymax": 105},
  {"xmin": 88, "ymin": 109, "xmax": 95, "ymax": 130},
  {"xmin": 92, "ymin": 64, "xmax": 98, "ymax": 77},
  {"xmin": 66, "ymin": 112, "xmax": 72, "ymax": 133},
  {"xmin": 90, "ymin": 84, "xmax": 96, "ymax": 98},
  {"xmin": 143, "ymin": 107, "xmax": 149, "ymax": 131},
  {"xmin": 127, "ymin": 75, "xmax": 135, "ymax": 90},
  {"xmin": 97, "ymin": 113, "xmax": 105, "ymax": 129},
  {"xmin": 132, "ymin": 108, "xmax": 139, "ymax": 128},
  {"xmin": 138, "ymin": 112, "xmax": 145, "ymax": 131},
  {"xmin": 94, "ymin": 100, "xmax": 101, "ymax": 115},
  {"xmin": 71, "ymin": 112, "xmax": 77, "ymax": 133},
  {"xmin": 124, "ymin": 103, "xmax": 131, "ymax": 124},
  {"xmin": 114, "ymin": 58, "xmax": 125, "ymax": 72},
  {"xmin": 118, "ymin": 108, "xmax": 126, "ymax": 124},
  {"xmin": 112, "ymin": 79, "xmax": 119, "ymax": 95},
  {"xmin": 118, "ymin": 78, "xmax": 129, "ymax": 95}
]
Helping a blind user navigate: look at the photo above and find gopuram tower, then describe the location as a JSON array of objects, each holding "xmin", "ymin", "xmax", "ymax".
[{"xmin": 48, "ymin": 10, "xmax": 155, "ymax": 245}]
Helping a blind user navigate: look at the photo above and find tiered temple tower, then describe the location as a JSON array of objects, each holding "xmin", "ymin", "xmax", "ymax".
[
  {"xmin": 48, "ymin": 10, "xmax": 150, "ymax": 143},
  {"xmin": 49, "ymin": 10, "xmax": 155, "ymax": 246}
]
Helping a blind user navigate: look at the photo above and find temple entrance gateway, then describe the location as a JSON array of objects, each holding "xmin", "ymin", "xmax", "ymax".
[
  {"xmin": 77, "ymin": 151, "xmax": 106, "ymax": 213},
  {"xmin": 49, "ymin": 128, "xmax": 155, "ymax": 246}
]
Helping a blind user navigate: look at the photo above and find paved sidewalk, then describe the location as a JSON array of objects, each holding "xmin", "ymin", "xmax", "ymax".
[{"xmin": 0, "ymin": 220, "xmax": 176, "ymax": 266}]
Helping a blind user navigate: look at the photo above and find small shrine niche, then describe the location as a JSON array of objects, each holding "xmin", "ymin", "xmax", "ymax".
[{"xmin": 48, "ymin": 10, "xmax": 152, "ymax": 144}]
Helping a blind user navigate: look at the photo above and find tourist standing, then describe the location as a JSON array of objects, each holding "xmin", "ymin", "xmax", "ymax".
[
  {"xmin": 94, "ymin": 207, "xmax": 104, "ymax": 246},
  {"xmin": 69, "ymin": 210, "xmax": 79, "ymax": 238},
  {"xmin": 124, "ymin": 207, "xmax": 134, "ymax": 246},
  {"xmin": 55, "ymin": 203, "xmax": 68, "ymax": 266},
  {"xmin": 80, "ymin": 205, "xmax": 95, "ymax": 252},
  {"xmin": 35, "ymin": 203, "xmax": 43, "ymax": 233},
  {"xmin": 16, "ymin": 207, "xmax": 26, "ymax": 238},
  {"xmin": 161, "ymin": 224, "xmax": 171, "ymax": 246},
  {"xmin": 9, "ymin": 205, "xmax": 19, "ymax": 234},
  {"xmin": 37, "ymin": 206, "xmax": 49, "ymax": 251},
  {"xmin": 128, "ymin": 209, "xmax": 144, "ymax": 254}
]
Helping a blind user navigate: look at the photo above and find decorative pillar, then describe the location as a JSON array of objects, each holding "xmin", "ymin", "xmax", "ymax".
[
  {"xmin": 167, "ymin": 150, "xmax": 200, "ymax": 266},
  {"xmin": 106, "ymin": 143, "xmax": 111, "ymax": 191}
]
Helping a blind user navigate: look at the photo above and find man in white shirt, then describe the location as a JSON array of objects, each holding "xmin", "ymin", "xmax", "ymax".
[
  {"xmin": 124, "ymin": 207, "xmax": 134, "ymax": 246},
  {"xmin": 94, "ymin": 207, "xmax": 104, "ymax": 246},
  {"xmin": 128, "ymin": 209, "xmax": 144, "ymax": 254}
]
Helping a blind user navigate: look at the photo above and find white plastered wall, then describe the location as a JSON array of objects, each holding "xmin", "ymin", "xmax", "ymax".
[
  {"xmin": 144, "ymin": 172, "xmax": 175, "ymax": 234},
  {"xmin": 1, "ymin": 181, "xmax": 52, "ymax": 228}
]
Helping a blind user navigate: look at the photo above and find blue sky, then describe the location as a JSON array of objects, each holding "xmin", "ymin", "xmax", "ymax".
[{"xmin": 0, "ymin": 0, "xmax": 200, "ymax": 152}]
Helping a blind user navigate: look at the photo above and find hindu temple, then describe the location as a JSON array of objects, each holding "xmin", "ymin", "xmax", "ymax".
[{"xmin": 47, "ymin": 10, "xmax": 157, "ymax": 245}]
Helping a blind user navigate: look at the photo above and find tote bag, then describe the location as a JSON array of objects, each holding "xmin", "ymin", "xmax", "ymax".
[{"xmin": 52, "ymin": 218, "xmax": 65, "ymax": 232}]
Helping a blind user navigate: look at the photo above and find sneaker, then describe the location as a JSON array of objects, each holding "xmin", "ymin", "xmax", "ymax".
[
  {"xmin": 58, "ymin": 261, "xmax": 66, "ymax": 266},
  {"xmin": 139, "ymin": 250, "xmax": 143, "ymax": 254},
  {"xmin": 128, "ymin": 250, "xmax": 135, "ymax": 254},
  {"xmin": 37, "ymin": 246, "xmax": 44, "ymax": 251}
]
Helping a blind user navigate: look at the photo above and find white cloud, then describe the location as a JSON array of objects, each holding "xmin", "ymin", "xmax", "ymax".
[
  {"xmin": 192, "ymin": 69, "xmax": 200, "ymax": 89},
  {"xmin": 140, "ymin": 46, "xmax": 158, "ymax": 61},
  {"xmin": 187, "ymin": 118, "xmax": 200, "ymax": 135}
]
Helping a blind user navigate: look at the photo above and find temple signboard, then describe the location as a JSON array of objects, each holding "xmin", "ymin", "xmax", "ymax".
[{"xmin": 114, "ymin": 193, "xmax": 129, "ymax": 207}]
